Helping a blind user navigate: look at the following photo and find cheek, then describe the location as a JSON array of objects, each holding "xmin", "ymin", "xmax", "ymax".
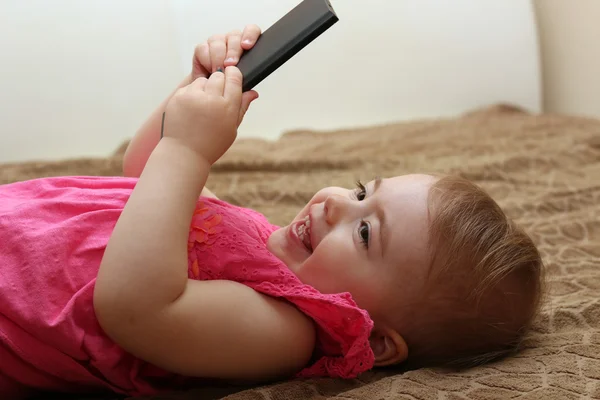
[{"xmin": 298, "ymin": 234, "xmax": 356, "ymax": 293}]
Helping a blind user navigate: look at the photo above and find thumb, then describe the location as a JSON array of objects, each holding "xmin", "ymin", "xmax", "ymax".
[{"xmin": 238, "ymin": 90, "xmax": 259, "ymax": 125}]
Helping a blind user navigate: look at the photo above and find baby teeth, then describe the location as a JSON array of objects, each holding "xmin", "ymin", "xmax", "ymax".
[{"xmin": 296, "ymin": 216, "xmax": 311, "ymax": 241}]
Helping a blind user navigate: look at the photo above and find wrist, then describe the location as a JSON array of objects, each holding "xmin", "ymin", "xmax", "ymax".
[{"xmin": 154, "ymin": 137, "xmax": 212, "ymax": 173}]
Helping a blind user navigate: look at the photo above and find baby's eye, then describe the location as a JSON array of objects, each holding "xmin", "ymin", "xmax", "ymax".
[
  {"xmin": 359, "ymin": 221, "xmax": 370, "ymax": 249},
  {"xmin": 354, "ymin": 180, "xmax": 367, "ymax": 201}
]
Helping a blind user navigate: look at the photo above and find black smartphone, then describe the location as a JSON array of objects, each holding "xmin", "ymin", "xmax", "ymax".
[{"xmin": 236, "ymin": 0, "xmax": 339, "ymax": 92}]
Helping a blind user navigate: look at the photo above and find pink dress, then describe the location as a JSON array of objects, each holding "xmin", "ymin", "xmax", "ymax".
[{"xmin": 0, "ymin": 176, "xmax": 374, "ymax": 397}]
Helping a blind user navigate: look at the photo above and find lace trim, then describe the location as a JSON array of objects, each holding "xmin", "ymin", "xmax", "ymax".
[{"xmin": 254, "ymin": 282, "xmax": 375, "ymax": 379}]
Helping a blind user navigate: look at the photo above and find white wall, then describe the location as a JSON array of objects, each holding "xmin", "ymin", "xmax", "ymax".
[
  {"xmin": 0, "ymin": 0, "xmax": 541, "ymax": 163},
  {"xmin": 533, "ymin": 0, "xmax": 600, "ymax": 119},
  {"xmin": 0, "ymin": 0, "xmax": 182, "ymax": 163}
]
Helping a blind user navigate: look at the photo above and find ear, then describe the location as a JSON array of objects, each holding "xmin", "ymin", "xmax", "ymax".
[{"xmin": 369, "ymin": 326, "xmax": 408, "ymax": 367}]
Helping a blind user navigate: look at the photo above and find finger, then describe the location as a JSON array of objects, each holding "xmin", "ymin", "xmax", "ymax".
[
  {"xmin": 189, "ymin": 76, "xmax": 208, "ymax": 91},
  {"xmin": 238, "ymin": 90, "xmax": 259, "ymax": 125},
  {"xmin": 208, "ymin": 34, "xmax": 227, "ymax": 73},
  {"xmin": 192, "ymin": 42, "xmax": 211, "ymax": 77},
  {"xmin": 224, "ymin": 30, "xmax": 243, "ymax": 66},
  {"xmin": 205, "ymin": 71, "xmax": 225, "ymax": 95},
  {"xmin": 241, "ymin": 24, "xmax": 261, "ymax": 49},
  {"xmin": 224, "ymin": 66, "xmax": 243, "ymax": 105}
]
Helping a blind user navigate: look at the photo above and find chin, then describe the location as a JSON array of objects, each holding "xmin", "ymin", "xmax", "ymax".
[
  {"xmin": 266, "ymin": 227, "xmax": 286, "ymax": 259},
  {"xmin": 266, "ymin": 226, "xmax": 304, "ymax": 274}
]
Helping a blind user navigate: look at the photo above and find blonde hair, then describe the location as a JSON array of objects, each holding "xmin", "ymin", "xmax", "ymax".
[{"xmin": 400, "ymin": 175, "xmax": 545, "ymax": 369}]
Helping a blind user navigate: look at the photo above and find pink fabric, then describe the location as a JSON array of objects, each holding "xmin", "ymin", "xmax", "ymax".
[{"xmin": 0, "ymin": 176, "xmax": 374, "ymax": 397}]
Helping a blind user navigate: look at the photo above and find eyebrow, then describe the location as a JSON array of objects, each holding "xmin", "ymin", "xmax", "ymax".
[{"xmin": 372, "ymin": 177, "xmax": 388, "ymax": 259}]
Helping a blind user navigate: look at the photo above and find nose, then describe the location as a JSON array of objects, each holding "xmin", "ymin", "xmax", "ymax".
[{"xmin": 324, "ymin": 194, "xmax": 353, "ymax": 225}]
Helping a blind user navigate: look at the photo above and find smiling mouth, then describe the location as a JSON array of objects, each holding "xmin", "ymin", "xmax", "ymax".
[{"xmin": 295, "ymin": 215, "xmax": 313, "ymax": 253}]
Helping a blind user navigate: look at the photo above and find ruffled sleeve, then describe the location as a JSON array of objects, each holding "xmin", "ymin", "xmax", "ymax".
[{"xmin": 252, "ymin": 282, "xmax": 375, "ymax": 379}]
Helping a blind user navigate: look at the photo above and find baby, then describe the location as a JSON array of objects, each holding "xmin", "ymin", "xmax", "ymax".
[{"xmin": 0, "ymin": 25, "xmax": 544, "ymax": 398}]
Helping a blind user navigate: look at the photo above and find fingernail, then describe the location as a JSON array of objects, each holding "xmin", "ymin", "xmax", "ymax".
[
  {"xmin": 242, "ymin": 39, "xmax": 252, "ymax": 45},
  {"xmin": 225, "ymin": 57, "xmax": 236, "ymax": 63}
]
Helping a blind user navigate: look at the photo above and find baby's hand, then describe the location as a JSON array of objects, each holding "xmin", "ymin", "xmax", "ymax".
[
  {"xmin": 163, "ymin": 67, "xmax": 245, "ymax": 165},
  {"xmin": 192, "ymin": 24, "xmax": 262, "ymax": 77},
  {"xmin": 188, "ymin": 25, "xmax": 261, "ymax": 130}
]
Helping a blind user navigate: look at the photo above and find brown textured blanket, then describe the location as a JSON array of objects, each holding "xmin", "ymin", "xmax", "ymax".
[{"xmin": 1, "ymin": 104, "xmax": 599, "ymax": 399}]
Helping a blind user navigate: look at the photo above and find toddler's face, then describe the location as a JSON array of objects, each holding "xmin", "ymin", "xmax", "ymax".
[{"xmin": 267, "ymin": 174, "xmax": 436, "ymax": 322}]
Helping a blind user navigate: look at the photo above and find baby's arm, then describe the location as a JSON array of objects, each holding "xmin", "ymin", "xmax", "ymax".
[
  {"xmin": 122, "ymin": 75, "xmax": 192, "ymax": 178},
  {"xmin": 122, "ymin": 76, "xmax": 216, "ymax": 200},
  {"xmin": 123, "ymin": 27, "xmax": 260, "ymax": 190},
  {"xmin": 95, "ymin": 68, "xmax": 315, "ymax": 381}
]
